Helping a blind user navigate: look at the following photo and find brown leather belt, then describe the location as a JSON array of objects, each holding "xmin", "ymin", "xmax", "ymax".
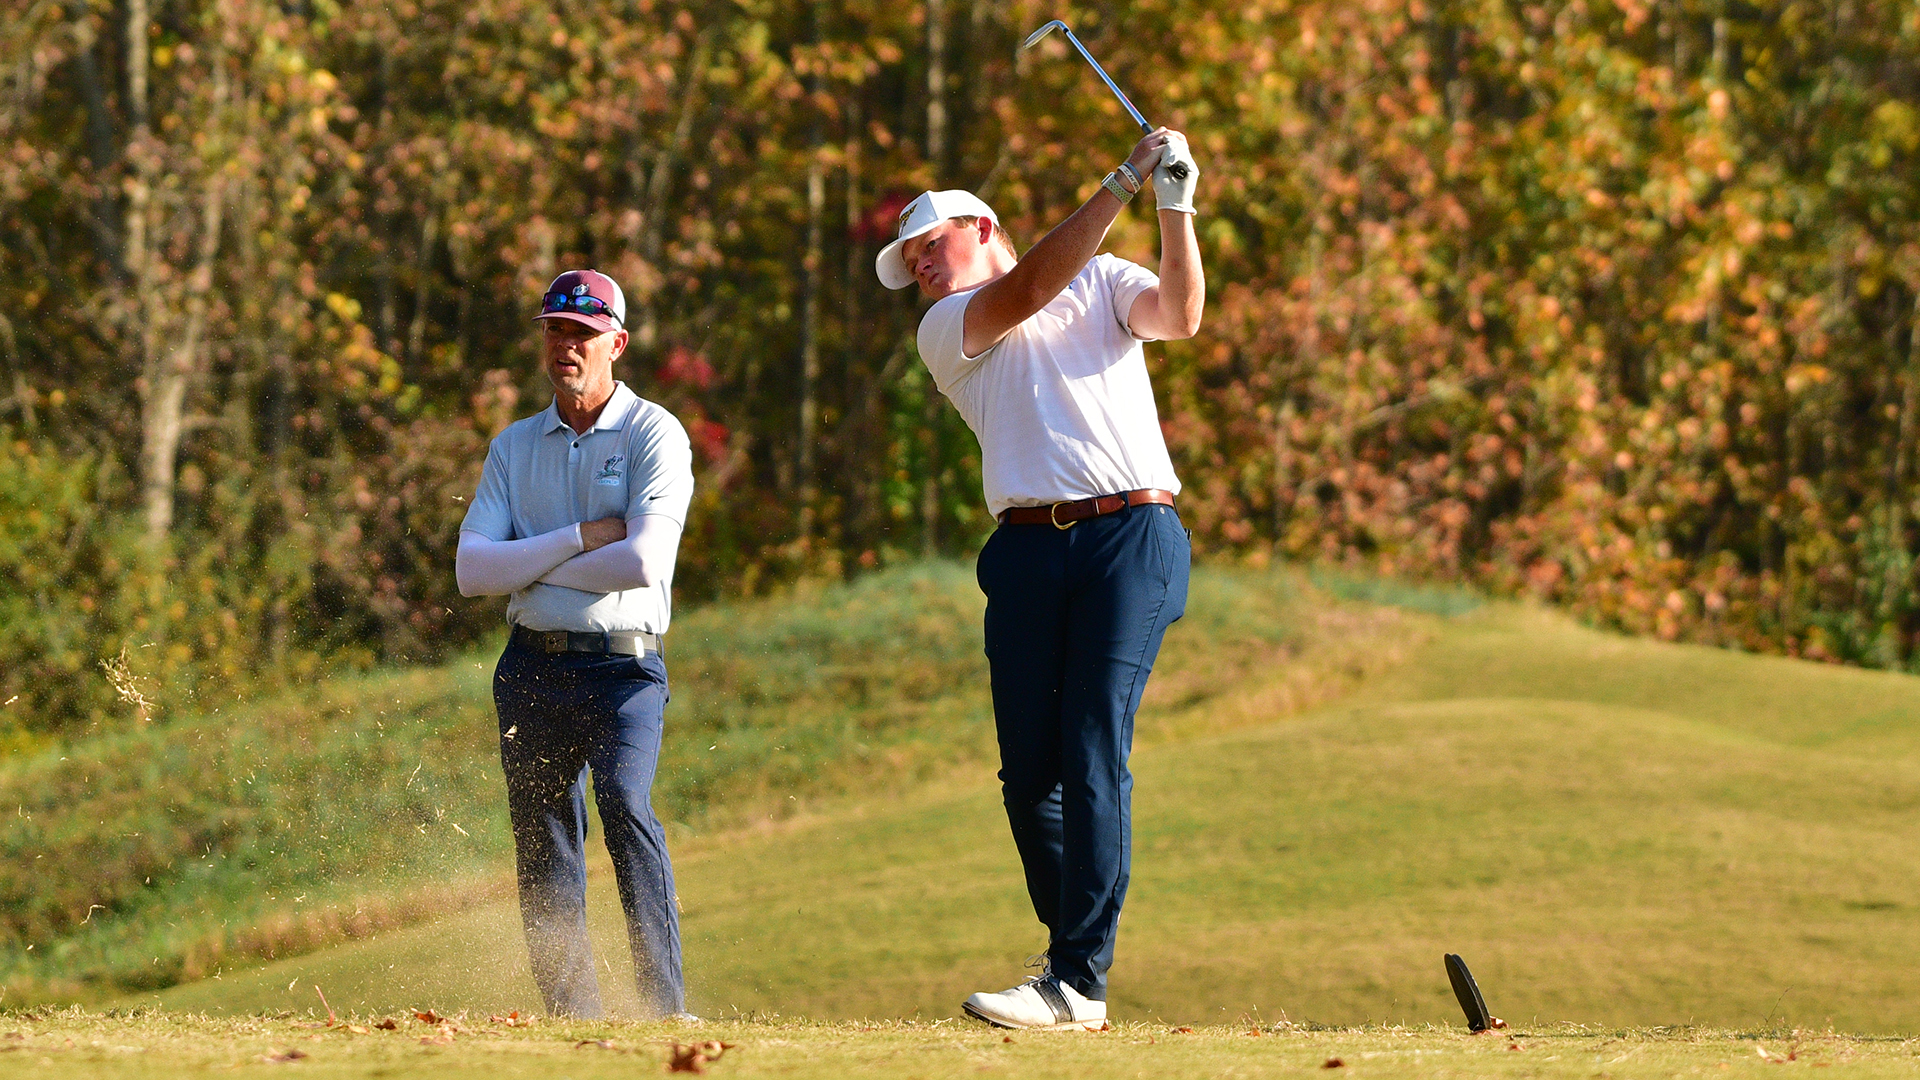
[
  {"xmin": 997, "ymin": 488, "xmax": 1176, "ymax": 529},
  {"xmin": 511, "ymin": 625, "xmax": 661, "ymax": 656}
]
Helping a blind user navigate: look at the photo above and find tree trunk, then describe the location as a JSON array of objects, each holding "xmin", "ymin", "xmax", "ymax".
[
  {"xmin": 134, "ymin": 28, "xmax": 228, "ymax": 542},
  {"xmin": 925, "ymin": 0, "xmax": 946, "ymax": 173},
  {"xmin": 844, "ymin": 96, "xmax": 875, "ymax": 540},
  {"xmin": 631, "ymin": 29, "xmax": 710, "ymax": 357},
  {"xmin": 0, "ymin": 313, "xmax": 32, "ymax": 430},
  {"xmin": 920, "ymin": 0, "xmax": 948, "ymax": 554},
  {"xmin": 407, "ymin": 211, "xmax": 438, "ymax": 363},
  {"xmin": 797, "ymin": 145, "xmax": 825, "ymax": 544},
  {"xmin": 139, "ymin": 170, "xmax": 226, "ymax": 540}
]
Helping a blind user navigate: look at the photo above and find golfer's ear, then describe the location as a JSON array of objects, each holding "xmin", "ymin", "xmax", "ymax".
[{"xmin": 978, "ymin": 218, "xmax": 994, "ymax": 245}]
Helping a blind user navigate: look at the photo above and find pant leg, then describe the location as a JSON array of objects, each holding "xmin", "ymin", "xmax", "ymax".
[
  {"xmin": 494, "ymin": 644, "xmax": 603, "ymax": 1018},
  {"xmin": 977, "ymin": 524, "xmax": 1071, "ymax": 936},
  {"xmin": 1050, "ymin": 504, "xmax": 1190, "ymax": 1001},
  {"xmin": 583, "ymin": 651, "xmax": 686, "ymax": 1017}
]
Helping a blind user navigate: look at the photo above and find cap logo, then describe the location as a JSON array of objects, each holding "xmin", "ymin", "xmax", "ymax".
[{"xmin": 571, "ymin": 284, "xmax": 590, "ymax": 296}]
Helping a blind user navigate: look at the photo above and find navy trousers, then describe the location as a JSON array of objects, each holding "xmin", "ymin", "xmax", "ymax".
[
  {"xmin": 493, "ymin": 643, "xmax": 684, "ymax": 1018},
  {"xmin": 975, "ymin": 502, "xmax": 1190, "ymax": 1001}
]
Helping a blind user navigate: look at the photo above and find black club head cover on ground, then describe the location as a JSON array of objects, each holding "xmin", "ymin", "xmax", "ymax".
[{"xmin": 1445, "ymin": 953, "xmax": 1492, "ymax": 1031}]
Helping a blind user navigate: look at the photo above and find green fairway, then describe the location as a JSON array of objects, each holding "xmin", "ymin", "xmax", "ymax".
[{"xmin": 127, "ymin": 596, "xmax": 1920, "ymax": 1034}]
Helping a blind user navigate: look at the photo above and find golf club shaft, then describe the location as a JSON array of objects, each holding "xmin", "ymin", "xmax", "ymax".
[
  {"xmin": 1025, "ymin": 22, "xmax": 1190, "ymax": 182},
  {"xmin": 1057, "ymin": 28, "xmax": 1152, "ymax": 134}
]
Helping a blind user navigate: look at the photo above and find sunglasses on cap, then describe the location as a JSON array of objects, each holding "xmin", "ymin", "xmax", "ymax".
[{"xmin": 540, "ymin": 291, "xmax": 623, "ymax": 326}]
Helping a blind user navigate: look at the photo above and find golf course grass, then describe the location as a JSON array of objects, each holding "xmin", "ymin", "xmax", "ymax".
[
  {"xmin": 122, "ymin": 585, "xmax": 1920, "ymax": 1038},
  {"xmin": 5, "ymin": 562, "xmax": 1410, "ymax": 1003},
  {"xmin": 3, "ymin": 1009, "xmax": 1917, "ymax": 1079}
]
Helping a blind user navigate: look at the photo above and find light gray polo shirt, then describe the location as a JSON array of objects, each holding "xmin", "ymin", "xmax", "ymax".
[{"xmin": 461, "ymin": 382, "xmax": 694, "ymax": 635}]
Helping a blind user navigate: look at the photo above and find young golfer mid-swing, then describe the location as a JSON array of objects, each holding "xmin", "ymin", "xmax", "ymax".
[{"xmin": 876, "ymin": 126, "xmax": 1202, "ymax": 1030}]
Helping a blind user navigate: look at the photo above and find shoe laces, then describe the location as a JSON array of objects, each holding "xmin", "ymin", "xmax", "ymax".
[{"xmin": 1022, "ymin": 952, "xmax": 1053, "ymax": 983}]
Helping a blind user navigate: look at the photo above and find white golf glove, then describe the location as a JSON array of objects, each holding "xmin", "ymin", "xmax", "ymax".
[{"xmin": 1153, "ymin": 132, "xmax": 1199, "ymax": 214}]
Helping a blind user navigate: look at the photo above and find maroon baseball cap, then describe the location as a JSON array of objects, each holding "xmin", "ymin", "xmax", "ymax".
[{"xmin": 535, "ymin": 269, "xmax": 627, "ymax": 333}]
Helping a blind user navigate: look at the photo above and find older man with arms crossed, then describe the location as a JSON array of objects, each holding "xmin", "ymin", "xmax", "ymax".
[
  {"xmin": 876, "ymin": 128, "xmax": 1203, "ymax": 1030},
  {"xmin": 455, "ymin": 269, "xmax": 694, "ymax": 1019}
]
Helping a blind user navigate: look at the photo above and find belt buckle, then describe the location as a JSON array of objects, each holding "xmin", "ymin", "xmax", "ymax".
[{"xmin": 1049, "ymin": 501, "xmax": 1077, "ymax": 530}]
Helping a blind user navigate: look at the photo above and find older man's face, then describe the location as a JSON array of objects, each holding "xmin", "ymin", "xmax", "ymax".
[{"xmin": 541, "ymin": 319, "xmax": 627, "ymax": 401}]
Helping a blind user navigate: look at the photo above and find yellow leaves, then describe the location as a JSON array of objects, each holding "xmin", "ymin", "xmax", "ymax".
[
  {"xmin": 323, "ymin": 293, "xmax": 361, "ymax": 323},
  {"xmin": 1784, "ymin": 365, "xmax": 1830, "ymax": 394},
  {"xmin": 1707, "ymin": 88, "xmax": 1730, "ymax": 121},
  {"xmin": 1870, "ymin": 100, "xmax": 1919, "ymax": 154}
]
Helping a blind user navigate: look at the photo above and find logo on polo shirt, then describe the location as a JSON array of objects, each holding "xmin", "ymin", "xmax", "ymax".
[{"xmin": 595, "ymin": 454, "xmax": 625, "ymax": 486}]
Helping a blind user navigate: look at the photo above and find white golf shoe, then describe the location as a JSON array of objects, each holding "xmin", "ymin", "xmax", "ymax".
[{"xmin": 962, "ymin": 973, "xmax": 1108, "ymax": 1032}]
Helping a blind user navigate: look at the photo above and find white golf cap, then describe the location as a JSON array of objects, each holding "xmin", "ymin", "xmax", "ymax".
[{"xmin": 874, "ymin": 189, "xmax": 999, "ymax": 290}]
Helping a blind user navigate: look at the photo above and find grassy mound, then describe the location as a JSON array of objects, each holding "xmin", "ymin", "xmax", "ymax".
[
  {"xmin": 134, "ymin": 599, "xmax": 1920, "ymax": 1034},
  {"xmin": 6, "ymin": 563, "xmax": 1397, "ymax": 1004}
]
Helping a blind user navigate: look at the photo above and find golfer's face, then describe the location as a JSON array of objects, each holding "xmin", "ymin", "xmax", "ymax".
[
  {"xmin": 903, "ymin": 220, "xmax": 990, "ymax": 300},
  {"xmin": 541, "ymin": 320, "xmax": 624, "ymax": 397}
]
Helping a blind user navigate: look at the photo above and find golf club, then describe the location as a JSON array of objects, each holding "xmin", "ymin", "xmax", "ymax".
[{"xmin": 1019, "ymin": 20, "xmax": 1190, "ymax": 181}]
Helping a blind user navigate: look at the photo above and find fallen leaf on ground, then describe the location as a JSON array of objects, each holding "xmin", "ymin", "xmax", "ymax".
[
  {"xmin": 576, "ymin": 1039, "xmax": 616, "ymax": 1050},
  {"xmin": 261, "ymin": 1048, "xmax": 307, "ymax": 1063},
  {"xmin": 1172, "ymin": 1026, "xmax": 1194, "ymax": 1034},
  {"xmin": 1322, "ymin": 1057, "xmax": 1345, "ymax": 1069},
  {"xmin": 372, "ymin": 1019, "xmax": 397, "ymax": 1031},
  {"xmin": 667, "ymin": 1040, "xmax": 736, "ymax": 1073},
  {"xmin": 413, "ymin": 1010, "xmax": 444, "ymax": 1025}
]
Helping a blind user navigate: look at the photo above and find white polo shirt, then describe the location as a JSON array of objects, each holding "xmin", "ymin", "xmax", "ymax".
[
  {"xmin": 915, "ymin": 253, "xmax": 1181, "ymax": 518},
  {"xmin": 461, "ymin": 382, "xmax": 694, "ymax": 634}
]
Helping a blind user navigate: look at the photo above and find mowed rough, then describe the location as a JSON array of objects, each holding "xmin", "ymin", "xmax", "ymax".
[
  {"xmin": 141, "ymin": 595, "xmax": 1920, "ymax": 1033},
  {"xmin": 9, "ymin": 1011, "xmax": 1920, "ymax": 1080}
]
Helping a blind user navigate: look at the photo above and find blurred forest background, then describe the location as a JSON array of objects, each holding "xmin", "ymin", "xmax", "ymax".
[{"xmin": 2, "ymin": 0, "xmax": 1919, "ymax": 736}]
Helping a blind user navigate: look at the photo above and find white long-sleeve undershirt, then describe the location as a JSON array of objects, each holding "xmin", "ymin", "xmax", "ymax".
[
  {"xmin": 539, "ymin": 514, "xmax": 681, "ymax": 593},
  {"xmin": 456, "ymin": 523, "xmax": 582, "ymax": 596},
  {"xmin": 455, "ymin": 515, "xmax": 681, "ymax": 598}
]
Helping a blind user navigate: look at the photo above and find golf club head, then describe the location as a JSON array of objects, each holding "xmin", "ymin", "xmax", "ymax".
[
  {"xmin": 1444, "ymin": 953, "xmax": 1492, "ymax": 1032},
  {"xmin": 1020, "ymin": 19, "xmax": 1068, "ymax": 51}
]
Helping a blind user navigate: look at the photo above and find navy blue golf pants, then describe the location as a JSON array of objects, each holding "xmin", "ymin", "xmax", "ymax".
[
  {"xmin": 494, "ymin": 644, "xmax": 683, "ymax": 1018},
  {"xmin": 976, "ymin": 502, "xmax": 1190, "ymax": 1001}
]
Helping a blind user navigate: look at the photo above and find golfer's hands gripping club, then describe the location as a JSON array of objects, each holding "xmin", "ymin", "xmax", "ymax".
[
  {"xmin": 579, "ymin": 517, "xmax": 627, "ymax": 552},
  {"xmin": 1153, "ymin": 130, "xmax": 1199, "ymax": 214},
  {"xmin": 1124, "ymin": 128, "xmax": 1169, "ymax": 188}
]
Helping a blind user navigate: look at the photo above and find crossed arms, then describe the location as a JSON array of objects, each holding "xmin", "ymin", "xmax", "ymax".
[{"xmin": 454, "ymin": 514, "xmax": 682, "ymax": 597}]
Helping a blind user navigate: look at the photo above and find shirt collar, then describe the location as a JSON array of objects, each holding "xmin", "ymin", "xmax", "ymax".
[{"xmin": 540, "ymin": 381, "xmax": 639, "ymax": 436}]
